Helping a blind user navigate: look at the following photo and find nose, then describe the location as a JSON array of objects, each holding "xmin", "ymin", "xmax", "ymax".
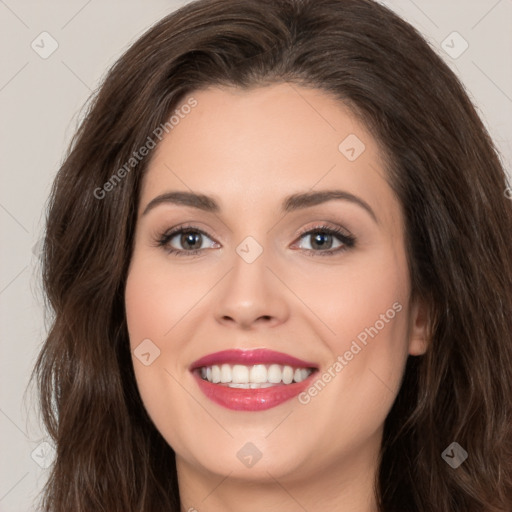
[{"xmin": 214, "ymin": 249, "xmax": 290, "ymax": 330}]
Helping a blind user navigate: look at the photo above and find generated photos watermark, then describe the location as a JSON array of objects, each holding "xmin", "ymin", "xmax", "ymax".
[
  {"xmin": 93, "ymin": 96, "xmax": 198, "ymax": 200},
  {"xmin": 298, "ymin": 301, "xmax": 403, "ymax": 404}
]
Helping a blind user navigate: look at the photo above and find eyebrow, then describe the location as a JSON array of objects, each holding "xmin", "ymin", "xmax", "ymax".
[{"xmin": 142, "ymin": 189, "xmax": 378, "ymax": 223}]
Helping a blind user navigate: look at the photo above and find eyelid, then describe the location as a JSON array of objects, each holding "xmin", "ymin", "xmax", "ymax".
[{"xmin": 294, "ymin": 221, "xmax": 353, "ymax": 239}]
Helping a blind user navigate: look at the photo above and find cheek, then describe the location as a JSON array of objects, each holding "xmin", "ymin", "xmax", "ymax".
[
  {"xmin": 296, "ymin": 249, "xmax": 410, "ymax": 431},
  {"xmin": 295, "ymin": 242, "xmax": 410, "ymax": 359},
  {"xmin": 297, "ymin": 303, "xmax": 410, "ymax": 458},
  {"xmin": 124, "ymin": 253, "xmax": 209, "ymax": 346},
  {"xmin": 124, "ymin": 260, "xmax": 195, "ymax": 451}
]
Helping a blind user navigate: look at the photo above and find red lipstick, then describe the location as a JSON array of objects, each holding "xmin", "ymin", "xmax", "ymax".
[{"xmin": 190, "ymin": 348, "xmax": 318, "ymax": 411}]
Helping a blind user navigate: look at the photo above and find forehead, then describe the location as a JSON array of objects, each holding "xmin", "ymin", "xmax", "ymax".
[{"xmin": 139, "ymin": 83, "xmax": 400, "ymax": 229}]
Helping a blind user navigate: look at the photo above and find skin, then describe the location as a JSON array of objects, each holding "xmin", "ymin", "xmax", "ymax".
[{"xmin": 124, "ymin": 83, "xmax": 429, "ymax": 512}]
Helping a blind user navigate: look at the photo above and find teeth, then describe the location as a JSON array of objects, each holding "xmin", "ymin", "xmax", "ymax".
[
  {"xmin": 249, "ymin": 364, "xmax": 267, "ymax": 383},
  {"xmin": 220, "ymin": 364, "xmax": 231, "ymax": 383},
  {"xmin": 232, "ymin": 364, "xmax": 249, "ymax": 383},
  {"xmin": 268, "ymin": 364, "xmax": 282, "ymax": 383},
  {"xmin": 228, "ymin": 382, "xmax": 275, "ymax": 389},
  {"xmin": 212, "ymin": 365, "xmax": 221, "ymax": 383},
  {"xmin": 198, "ymin": 363, "xmax": 314, "ymax": 386},
  {"xmin": 282, "ymin": 365, "xmax": 294, "ymax": 384}
]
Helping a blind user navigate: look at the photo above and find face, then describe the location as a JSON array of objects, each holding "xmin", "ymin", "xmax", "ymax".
[{"xmin": 124, "ymin": 83, "xmax": 428, "ymax": 489}]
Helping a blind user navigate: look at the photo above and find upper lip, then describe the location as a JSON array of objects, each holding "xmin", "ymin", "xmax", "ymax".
[{"xmin": 189, "ymin": 348, "xmax": 318, "ymax": 371}]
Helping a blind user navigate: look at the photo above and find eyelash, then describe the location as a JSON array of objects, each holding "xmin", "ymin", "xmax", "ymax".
[{"xmin": 155, "ymin": 223, "xmax": 356, "ymax": 258}]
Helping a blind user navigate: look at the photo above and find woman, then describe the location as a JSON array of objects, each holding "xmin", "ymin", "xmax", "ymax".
[{"xmin": 33, "ymin": 0, "xmax": 512, "ymax": 510}]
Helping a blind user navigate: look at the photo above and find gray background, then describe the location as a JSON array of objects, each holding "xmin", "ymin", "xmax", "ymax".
[{"xmin": 1, "ymin": 0, "xmax": 511, "ymax": 510}]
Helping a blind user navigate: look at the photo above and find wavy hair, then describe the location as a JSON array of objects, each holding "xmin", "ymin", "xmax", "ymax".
[{"xmin": 33, "ymin": 0, "xmax": 512, "ymax": 510}]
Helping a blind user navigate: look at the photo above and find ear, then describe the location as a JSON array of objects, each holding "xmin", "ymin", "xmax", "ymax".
[{"xmin": 407, "ymin": 296, "xmax": 430, "ymax": 356}]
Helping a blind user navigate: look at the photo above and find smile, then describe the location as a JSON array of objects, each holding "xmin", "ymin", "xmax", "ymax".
[{"xmin": 190, "ymin": 349, "xmax": 318, "ymax": 411}]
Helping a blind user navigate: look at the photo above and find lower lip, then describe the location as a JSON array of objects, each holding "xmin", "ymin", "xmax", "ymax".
[{"xmin": 192, "ymin": 371, "xmax": 317, "ymax": 411}]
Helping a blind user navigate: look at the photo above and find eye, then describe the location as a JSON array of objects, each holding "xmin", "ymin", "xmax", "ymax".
[
  {"xmin": 155, "ymin": 223, "xmax": 356, "ymax": 257},
  {"xmin": 293, "ymin": 224, "xmax": 356, "ymax": 256},
  {"xmin": 156, "ymin": 225, "xmax": 218, "ymax": 256}
]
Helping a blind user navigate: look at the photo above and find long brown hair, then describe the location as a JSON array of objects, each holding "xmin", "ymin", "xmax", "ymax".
[{"xmin": 33, "ymin": 0, "xmax": 512, "ymax": 510}]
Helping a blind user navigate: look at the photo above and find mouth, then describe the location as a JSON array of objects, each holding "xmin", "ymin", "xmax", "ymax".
[{"xmin": 189, "ymin": 348, "xmax": 319, "ymax": 411}]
